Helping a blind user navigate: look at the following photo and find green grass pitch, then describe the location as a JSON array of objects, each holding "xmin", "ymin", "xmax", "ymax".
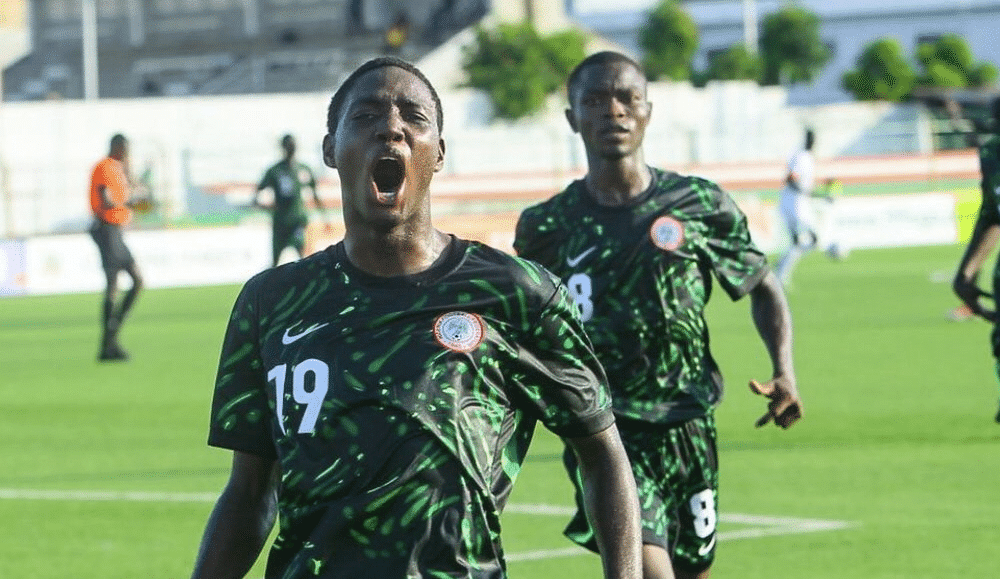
[{"xmin": 0, "ymin": 243, "xmax": 997, "ymax": 578}]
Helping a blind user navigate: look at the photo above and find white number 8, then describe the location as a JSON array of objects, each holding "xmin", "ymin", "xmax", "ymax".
[
  {"xmin": 689, "ymin": 489, "xmax": 717, "ymax": 538},
  {"xmin": 567, "ymin": 273, "xmax": 594, "ymax": 322}
]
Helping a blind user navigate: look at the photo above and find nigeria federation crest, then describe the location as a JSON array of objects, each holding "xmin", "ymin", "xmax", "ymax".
[
  {"xmin": 650, "ymin": 215, "xmax": 684, "ymax": 251},
  {"xmin": 433, "ymin": 311, "xmax": 485, "ymax": 353}
]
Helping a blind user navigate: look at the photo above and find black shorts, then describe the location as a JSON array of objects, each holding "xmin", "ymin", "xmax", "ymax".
[
  {"xmin": 90, "ymin": 220, "xmax": 135, "ymax": 274},
  {"xmin": 273, "ymin": 219, "xmax": 307, "ymax": 256},
  {"xmin": 563, "ymin": 414, "xmax": 720, "ymax": 573}
]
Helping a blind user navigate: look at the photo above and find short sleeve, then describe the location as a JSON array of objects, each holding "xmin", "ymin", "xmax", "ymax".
[
  {"xmin": 700, "ymin": 183, "xmax": 768, "ymax": 301},
  {"xmin": 512, "ymin": 207, "xmax": 541, "ymax": 258},
  {"xmin": 257, "ymin": 167, "xmax": 274, "ymax": 192},
  {"xmin": 207, "ymin": 276, "xmax": 276, "ymax": 458},
  {"xmin": 508, "ymin": 278, "xmax": 615, "ymax": 439}
]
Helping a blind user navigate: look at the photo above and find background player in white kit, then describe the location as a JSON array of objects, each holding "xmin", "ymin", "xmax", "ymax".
[{"xmin": 776, "ymin": 128, "xmax": 820, "ymax": 286}]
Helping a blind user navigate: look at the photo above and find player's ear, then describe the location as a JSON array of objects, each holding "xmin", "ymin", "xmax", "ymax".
[
  {"xmin": 434, "ymin": 138, "xmax": 445, "ymax": 172},
  {"xmin": 322, "ymin": 134, "xmax": 336, "ymax": 169},
  {"xmin": 565, "ymin": 108, "xmax": 579, "ymax": 133}
]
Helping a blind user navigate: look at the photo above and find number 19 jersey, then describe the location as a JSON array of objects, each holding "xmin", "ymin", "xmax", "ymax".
[
  {"xmin": 514, "ymin": 168, "xmax": 768, "ymax": 425},
  {"xmin": 208, "ymin": 236, "xmax": 613, "ymax": 578}
]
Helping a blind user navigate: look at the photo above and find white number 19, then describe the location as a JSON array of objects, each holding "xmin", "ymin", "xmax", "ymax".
[{"xmin": 267, "ymin": 359, "xmax": 329, "ymax": 434}]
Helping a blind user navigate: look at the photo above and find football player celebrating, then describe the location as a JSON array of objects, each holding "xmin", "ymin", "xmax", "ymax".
[{"xmin": 189, "ymin": 57, "xmax": 642, "ymax": 579}]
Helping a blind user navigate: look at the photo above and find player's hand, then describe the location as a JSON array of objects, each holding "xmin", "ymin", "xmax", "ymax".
[
  {"xmin": 749, "ymin": 377, "xmax": 802, "ymax": 429},
  {"xmin": 127, "ymin": 196, "xmax": 155, "ymax": 213},
  {"xmin": 953, "ymin": 273, "xmax": 997, "ymax": 322}
]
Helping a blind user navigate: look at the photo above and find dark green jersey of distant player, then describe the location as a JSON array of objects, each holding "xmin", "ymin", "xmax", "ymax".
[
  {"xmin": 258, "ymin": 160, "xmax": 316, "ymax": 227},
  {"xmin": 514, "ymin": 168, "xmax": 767, "ymax": 425},
  {"xmin": 977, "ymin": 136, "xmax": 1000, "ymax": 357},
  {"xmin": 208, "ymin": 237, "xmax": 613, "ymax": 579}
]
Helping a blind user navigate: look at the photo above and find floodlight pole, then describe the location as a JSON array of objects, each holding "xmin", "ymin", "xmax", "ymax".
[
  {"xmin": 742, "ymin": 0, "xmax": 758, "ymax": 53},
  {"xmin": 82, "ymin": 0, "xmax": 99, "ymax": 100}
]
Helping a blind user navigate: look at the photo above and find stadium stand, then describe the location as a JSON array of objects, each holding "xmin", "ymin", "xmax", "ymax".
[{"xmin": 2, "ymin": 0, "xmax": 489, "ymax": 100}]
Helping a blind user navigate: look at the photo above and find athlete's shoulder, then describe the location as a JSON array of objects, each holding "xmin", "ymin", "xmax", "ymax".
[
  {"xmin": 515, "ymin": 181, "xmax": 583, "ymax": 257},
  {"xmin": 519, "ymin": 180, "xmax": 583, "ymax": 223},
  {"xmin": 93, "ymin": 156, "xmax": 122, "ymax": 175},
  {"xmin": 656, "ymin": 167, "xmax": 721, "ymax": 190},
  {"xmin": 242, "ymin": 249, "xmax": 335, "ymax": 304},
  {"xmin": 650, "ymin": 168, "xmax": 725, "ymax": 203},
  {"xmin": 462, "ymin": 240, "xmax": 562, "ymax": 298}
]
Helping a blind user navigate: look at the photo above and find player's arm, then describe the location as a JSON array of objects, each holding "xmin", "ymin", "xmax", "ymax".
[
  {"xmin": 564, "ymin": 424, "xmax": 642, "ymax": 579},
  {"xmin": 747, "ymin": 270, "xmax": 802, "ymax": 429},
  {"xmin": 306, "ymin": 170, "xmax": 332, "ymax": 228},
  {"xmin": 251, "ymin": 185, "xmax": 264, "ymax": 208},
  {"xmin": 785, "ymin": 170, "xmax": 799, "ymax": 190},
  {"xmin": 252, "ymin": 170, "xmax": 271, "ymax": 209},
  {"xmin": 97, "ymin": 184, "xmax": 115, "ymax": 209},
  {"xmin": 100, "ymin": 165, "xmax": 140, "ymax": 211},
  {"xmin": 784, "ymin": 157, "xmax": 801, "ymax": 191},
  {"xmin": 190, "ymin": 451, "xmax": 278, "ymax": 579},
  {"xmin": 953, "ymin": 207, "xmax": 1000, "ymax": 322}
]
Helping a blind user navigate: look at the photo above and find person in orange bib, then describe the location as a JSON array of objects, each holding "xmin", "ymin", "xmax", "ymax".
[{"xmin": 89, "ymin": 133, "xmax": 144, "ymax": 362}]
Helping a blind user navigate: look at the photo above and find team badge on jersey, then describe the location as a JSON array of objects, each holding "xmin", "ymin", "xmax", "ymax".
[
  {"xmin": 434, "ymin": 312, "xmax": 485, "ymax": 353},
  {"xmin": 650, "ymin": 215, "xmax": 684, "ymax": 251}
]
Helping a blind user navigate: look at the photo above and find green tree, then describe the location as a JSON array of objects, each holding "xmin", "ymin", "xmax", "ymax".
[
  {"xmin": 759, "ymin": 6, "xmax": 831, "ymax": 86},
  {"xmin": 638, "ymin": 0, "xmax": 699, "ymax": 81},
  {"xmin": 915, "ymin": 33, "xmax": 998, "ymax": 89},
  {"xmin": 461, "ymin": 23, "xmax": 586, "ymax": 120},
  {"xmin": 704, "ymin": 45, "xmax": 762, "ymax": 82},
  {"xmin": 841, "ymin": 38, "xmax": 916, "ymax": 101}
]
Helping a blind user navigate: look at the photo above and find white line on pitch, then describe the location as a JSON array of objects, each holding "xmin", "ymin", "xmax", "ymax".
[
  {"xmin": 0, "ymin": 488, "xmax": 219, "ymax": 502},
  {"xmin": 0, "ymin": 488, "xmax": 851, "ymax": 563}
]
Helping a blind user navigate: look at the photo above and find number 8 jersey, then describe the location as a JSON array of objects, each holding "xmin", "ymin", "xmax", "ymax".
[
  {"xmin": 514, "ymin": 168, "xmax": 768, "ymax": 425},
  {"xmin": 207, "ymin": 236, "xmax": 613, "ymax": 579}
]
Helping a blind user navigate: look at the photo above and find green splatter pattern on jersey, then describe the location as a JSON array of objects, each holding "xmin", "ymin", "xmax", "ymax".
[
  {"xmin": 208, "ymin": 237, "xmax": 613, "ymax": 578},
  {"xmin": 515, "ymin": 168, "xmax": 767, "ymax": 424},
  {"xmin": 258, "ymin": 160, "xmax": 317, "ymax": 227}
]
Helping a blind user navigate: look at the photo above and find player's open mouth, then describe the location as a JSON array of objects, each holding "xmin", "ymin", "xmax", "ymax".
[
  {"xmin": 601, "ymin": 125, "xmax": 630, "ymax": 136},
  {"xmin": 373, "ymin": 158, "xmax": 405, "ymax": 204}
]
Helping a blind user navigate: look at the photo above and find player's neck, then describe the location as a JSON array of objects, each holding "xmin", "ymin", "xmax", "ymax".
[
  {"xmin": 343, "ymin": 224, "xmax": 450, "ymax": 278},
  {"xmin": 583, "ymin": 157, "xmax": 652, "ymax": 207}
]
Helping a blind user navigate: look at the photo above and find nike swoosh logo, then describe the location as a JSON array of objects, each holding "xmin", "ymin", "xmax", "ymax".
[
  {"xmin": 281, "ymin": 322, "xmax": 329, "ymax": 345},
  {"xmin": 566, "ymin": 246, "xmax": 597, "ymax": 267},
  {"xmin": 697, "ymin": 534, "xmax": 717, "ymax": 557}
]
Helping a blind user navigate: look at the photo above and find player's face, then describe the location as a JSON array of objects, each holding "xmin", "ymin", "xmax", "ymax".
[
  {"xmin": 567, "ymin": 61, "xmax": 650, "ymax": 160},
  {"xmin": 324, "ymin": 66, "xmax": 444, "ymax": 229},
  {"xmin": 282, "ymin": 136, "xmax": 296, "ymax": 158}
]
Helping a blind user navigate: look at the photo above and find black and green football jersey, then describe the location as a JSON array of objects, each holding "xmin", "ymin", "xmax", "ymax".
[
  {"xmin": 258, "ymin": 160, "xmax": 316, "ymax": 227},
  {"xmin": 208, "ymin": 236, "xmax": 614, "ymax": 578},
  {"xmin": 514, "ymin": 168, "xmax": 767, "ymax": 425}
]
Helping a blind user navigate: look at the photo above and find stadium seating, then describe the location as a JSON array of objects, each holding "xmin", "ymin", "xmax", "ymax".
[{"xmin": 2, "ymin": 0, "xmax": 488, "ymax": 100}]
